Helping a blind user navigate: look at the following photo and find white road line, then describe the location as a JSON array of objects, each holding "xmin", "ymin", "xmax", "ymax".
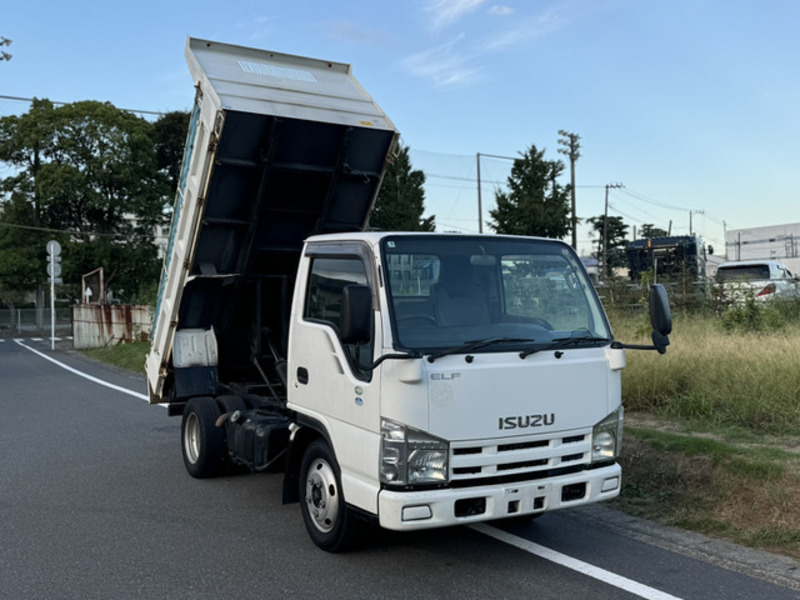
[
  {"xmin": 15, "ymin": 339, "xmax": 150, "ymax": 402},
  {"xmin": 471, "ymin": 523, "xmax": 684, "ymax": 600}
]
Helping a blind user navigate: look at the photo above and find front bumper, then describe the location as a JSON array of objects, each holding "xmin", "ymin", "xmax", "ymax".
[{"xmin": 378, "ymin": 462, "xmax": 621, "ymax": 531}]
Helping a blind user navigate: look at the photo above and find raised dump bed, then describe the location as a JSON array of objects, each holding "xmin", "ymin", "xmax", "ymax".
[{"xmin": 146, "ymin": 38, "xmax": 398, "ymax": 403}]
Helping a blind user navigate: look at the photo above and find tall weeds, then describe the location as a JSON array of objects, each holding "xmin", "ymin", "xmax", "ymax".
[{"xmin": 608, "ymin": 302, "xmax": 800, "ymax": 433}]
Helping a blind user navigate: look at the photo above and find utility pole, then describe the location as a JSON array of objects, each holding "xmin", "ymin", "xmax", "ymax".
[
  {"xmin": 689, "ymin": 209, "xmax": 704, "ymax": 235},
  {"xmin": 602, "ymin": 183, "xmax": 624, "ymax": 278},
  {"xmin": 558, "ymin": 130, "xmax": 581, "ymax": 250},
  {"xmin": 476, "ymin": 153, "xmax": 483, "ymax": 233}
]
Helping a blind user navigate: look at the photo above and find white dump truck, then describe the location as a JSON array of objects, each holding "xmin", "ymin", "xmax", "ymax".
[{"xmin": 146, "ymin": 37, "xmax": 672, "ymax": 552}]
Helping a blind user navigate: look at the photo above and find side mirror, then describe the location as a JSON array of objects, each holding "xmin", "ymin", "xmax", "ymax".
[
  {"xmin": 648, "ymin": 284, "xmax": 672, "ymax": 354},
  {"xmin": 340, "ymin": 284, "xmax": 372, "ymax": 345}
]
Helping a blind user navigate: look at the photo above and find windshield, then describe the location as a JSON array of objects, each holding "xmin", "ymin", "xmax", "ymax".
[
  {"xmin": 717, "ymin": 265, "xmax": 771, "ymax": 282},
  {"xmin": 382, "ymin": 235, "xmax": 612, "ymax": 354}
]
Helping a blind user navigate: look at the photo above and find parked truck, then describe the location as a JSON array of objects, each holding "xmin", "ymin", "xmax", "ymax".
[{"xmin": 146, "ymin": 37, "xmax": 673, "ymax": 552}]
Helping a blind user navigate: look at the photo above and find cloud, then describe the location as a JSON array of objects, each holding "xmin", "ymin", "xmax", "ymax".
[
  {"xmin": 407, "ymin": 1, "xmax": 601, "ymax": 87},
  {"xmin": 489, "ymin": 5, "xmax": 514, "ymax": 16},
  {"xmin": 424, "ymin": 0, "xmax": 486, "ymax": 30},
  {"xmin": 237, "ymin": 16, "xmax": 276, "ymax": 42},
  {"xmin": 483, "ymin": 6, "xmax": 570, "ymax": 50},
  {"xmin": 400, "ymin": 34, "xmax": 484, "ymax": 86},
  {"xmin": 319, "ymin": 21, "xmax": 391, "ymax": 45}
]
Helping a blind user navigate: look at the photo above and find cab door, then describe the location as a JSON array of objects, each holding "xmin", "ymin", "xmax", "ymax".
[{"xmin": 288, "ymin": 242, "xmax": 381, "ymax": 498}]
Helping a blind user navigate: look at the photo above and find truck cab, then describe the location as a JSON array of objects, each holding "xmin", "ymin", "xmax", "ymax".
[{"xmin": 288, "ymin": 233, "xmax": 626, "ymax": 543}]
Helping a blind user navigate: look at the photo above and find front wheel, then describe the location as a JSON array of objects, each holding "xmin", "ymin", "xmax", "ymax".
[
  {"xmin": 299, "ymin": 439, "xmax": 363, "ymax": 552},
  {"xmin": 181, "ymin": 397, "xmax": 225, "ymax": 478}
]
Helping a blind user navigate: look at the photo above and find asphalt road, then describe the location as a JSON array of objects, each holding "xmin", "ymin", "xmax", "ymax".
[{"xmin": 2, "ymin": 336, "xmax": 799, "ymax": 600}]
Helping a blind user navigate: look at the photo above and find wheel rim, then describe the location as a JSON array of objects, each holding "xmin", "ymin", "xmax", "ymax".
[
  {"xmin": 304, "ymin": 458, "xmax": 340, "ymax": 533},
  {"xmin": 184, "ymin": 412, "xmax": 201, "ymax": 464}
]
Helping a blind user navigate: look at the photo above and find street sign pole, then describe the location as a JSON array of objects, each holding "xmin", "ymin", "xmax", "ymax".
[
  {"xmin": 50, "ymin": 252, "xmax": 55, "ymax": 350},
  {"xmin": 46, "ymin": 240, "xmax": 62, "ymax": 350}
]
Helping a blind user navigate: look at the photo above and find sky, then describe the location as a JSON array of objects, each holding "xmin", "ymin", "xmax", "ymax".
[{"xmin": 3, "ymin": 0, "xmax": 800, "ymax": 257}]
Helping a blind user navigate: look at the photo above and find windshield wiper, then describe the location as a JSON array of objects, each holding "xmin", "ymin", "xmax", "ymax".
[
  {"xmin": 427, "ymin": 337, "xmax": 537, "ymax": 363},
  {"xmin": 519, "ymin": 334, "xmax": 610, "ymax": 359}
]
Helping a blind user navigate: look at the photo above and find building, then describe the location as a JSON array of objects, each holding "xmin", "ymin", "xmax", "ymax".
[{"xmin": 725, "ymin": 222, "xmax": 800, "ymax": 275}]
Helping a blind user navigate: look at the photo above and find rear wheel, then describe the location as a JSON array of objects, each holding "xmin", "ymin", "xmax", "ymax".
[
  {"xmin": 299, "ymin": 439, "xmax": 363, "ymax": 552},
  {"xmin": 181, "ymin": 397, "xmax": 224, "ymax": 478}
]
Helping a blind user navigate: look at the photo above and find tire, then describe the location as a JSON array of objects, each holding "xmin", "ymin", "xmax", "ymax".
[
  {"xmin": 299, "ymin": 439, "xmax": 363, "ymax": 552},
  {"xmin": 181, "ymin": 397, "xmax": 225, "ymax": 478}
]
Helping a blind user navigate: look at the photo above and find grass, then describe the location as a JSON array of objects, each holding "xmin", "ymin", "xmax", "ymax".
[
  {"xmin": 606, "ymin": 299, "xmax": 800, "ymax": 559},
  {"xmin": 82, "ymin": 340, "xmax": 149, "ymax": 373},
  {"xmin": 609, "ymin": 307, "xmax": 800, "ymax": 434},
  {"xmin": 613, "ymin": 425, "xmax": 800, "ymax": 559}
]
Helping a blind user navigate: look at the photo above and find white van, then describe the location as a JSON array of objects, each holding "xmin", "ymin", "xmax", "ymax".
[{"xmin": 715, "ymin": 260, "xmax": 800, "ymax": 303}]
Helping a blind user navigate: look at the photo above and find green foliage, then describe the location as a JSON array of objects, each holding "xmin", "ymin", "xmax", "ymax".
[
  {"xmin": 586, "ymin": 214, "xmax": 629, "ymax": 275},
  {"xmin": 0, "ymin": 193, "xmax": 43, "ymax": 306},
  {"xmin": 719, "ymin": 296, "xmax": 786, "ymax": 333},
  {"xmin": 83, "ymin": 340, "xmax": 149, "ymax": 373},
  {"xmin": 152, "ymin": 110, "xmax": 190, "ymax": 193},
  {"xmin": 488, "ymin": 145, "xmax": 571, "ymax": 239},
  {"xmin": 370, "ymin": 143, "xmax": 434, "ymax": 231},
  {"xmin": 0, "ymin": 100, "xmax": 185, "ymax": 305},
  {"xmin": 640, "ymin": 223, "xmax": 669, "ymax": 238},
  {"xmin": 615, "ymin": 427, "xmax": 800, "ymax": 558},
  {"xmin": 610, "ymin": 310, "xmax": 800, "ymax": 434},
  {"xmin": 626, "ymin": 427, "xmax": 735, "ymax": 462}
]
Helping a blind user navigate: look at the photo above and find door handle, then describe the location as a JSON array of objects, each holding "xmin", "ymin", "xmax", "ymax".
[{"xmin": 297, "ymin": 367, "xmax": 309, "ymax": 385}]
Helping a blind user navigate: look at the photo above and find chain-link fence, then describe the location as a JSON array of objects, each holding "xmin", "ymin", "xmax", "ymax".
[{"xmin": 0, "ymin": 307, "xmax": 73, "ymax": 336}]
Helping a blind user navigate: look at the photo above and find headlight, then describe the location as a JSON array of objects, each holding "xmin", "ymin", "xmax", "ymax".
[
  {"xmin": 592, "ymin": 406, "xmax": 624, "ymax": 462},
  {"xmin": 380, "ymin": 419, "xmax": 449, "ymax": 485}
]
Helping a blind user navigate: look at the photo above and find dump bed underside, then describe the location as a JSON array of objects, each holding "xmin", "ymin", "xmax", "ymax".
[{"xmin": 181, "ymin": 109, "xmax": 395, "ymax": 361}]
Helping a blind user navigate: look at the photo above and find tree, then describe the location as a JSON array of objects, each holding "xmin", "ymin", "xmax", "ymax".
[
  {"xmin": 0, "ymin": 195, "xmax": 41, "ymax": 310},
  {"xmin": 587, "ymin": 215, "xmax": 629, "ymax": 276},
  {"xmin": 0, "ymin": 99, "xmax": 174, "ymax": 304},
  {"xmin": 369, "ymin": 143, "xmax": 434, "ymax": 231},
  {"xmin": 640, "ymin": 223, "xmax": 669, "ymax": 238},
  {"xmin": 488, "ymin": 145, "xmax": 571, "ymax": 239},
  {"xmin": 0, "ymin": 36, "xmax": 11, "ymax": 62},
  {"xmin": 153, "ymin": 110, "xmax": 190, "ymax": 193}
]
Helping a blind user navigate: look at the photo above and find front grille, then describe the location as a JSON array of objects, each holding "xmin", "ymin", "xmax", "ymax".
[{"xmin": 450, "ymin": 430, "xmax": 591, "ymax": 483}]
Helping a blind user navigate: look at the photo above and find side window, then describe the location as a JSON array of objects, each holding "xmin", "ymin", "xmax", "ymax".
[
  {"xmin": 305, "ymin": 257, "xmax": 368, "ymax": 327},
  {"xmin": 304, "ymin": 256, "xmax": 373, "ymax": 380}
]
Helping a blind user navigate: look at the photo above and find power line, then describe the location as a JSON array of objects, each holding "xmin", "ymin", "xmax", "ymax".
[
  {"xmin": 0, "ymin": 220, "xmax": 160, "ymax": 240},
  {"xmin": 618, "ymin": 187, "xmax": 690, "ymax": 212},
  {"xmin": 0, "ymin": 94, "xmax": 167, "ymax": 117}
]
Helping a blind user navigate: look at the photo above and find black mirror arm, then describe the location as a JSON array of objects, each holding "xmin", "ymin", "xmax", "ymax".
[
  {"xmin": 610, "ymin": 338, "xmax": 670, "ymax": 354},
  {"xmin": 610, "ymin": 341, "xmax": 658, "ymax": 351},
  {"xmin": 363, "ymin": 352, "xmax": 422, "ymax": 372}
]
